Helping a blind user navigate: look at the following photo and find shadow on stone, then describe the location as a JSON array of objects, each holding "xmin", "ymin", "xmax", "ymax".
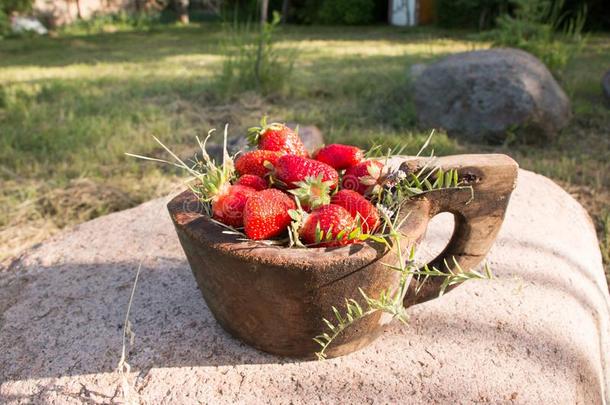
[{"xmin": 1, "ymin": 258, "xmax": 302, "ymax": 384}]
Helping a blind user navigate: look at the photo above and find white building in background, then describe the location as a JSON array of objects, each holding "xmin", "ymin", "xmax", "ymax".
[
  {"xmin": 390, "ymin": 0, "xmax": 417, "ymax": 26},
  {"xmin": 389, "ymin": 0, "xmax": 435, "ymax": 27}
]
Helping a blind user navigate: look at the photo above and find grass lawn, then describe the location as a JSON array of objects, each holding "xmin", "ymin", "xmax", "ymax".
[{"xmin": 0, "ymin": 23, "xmax": 608, "ymax": 280}]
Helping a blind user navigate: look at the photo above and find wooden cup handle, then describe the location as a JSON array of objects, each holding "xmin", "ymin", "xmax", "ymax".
[{"xmin": 402, "ymin": 154, "xmax": 519, "ymax": 307}]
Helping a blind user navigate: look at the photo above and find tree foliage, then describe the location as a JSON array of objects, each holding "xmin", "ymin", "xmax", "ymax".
[
  {"xmin": 1, "ymin": 0, "xmax": 34, "ymax": 14},
  {"xmin": 489, "ymin": 0, "xmax": 587, "ymax": 77}
]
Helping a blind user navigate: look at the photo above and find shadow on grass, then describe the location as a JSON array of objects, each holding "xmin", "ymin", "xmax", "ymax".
[
  {"xmin": 0, "ymin": 25, "xmax": 227, "ymax": 68},
  {"xmin": 0, "ymin": 24, "xmax": 479, "ymax": 69},
  {"xmin": 0, "ymin": 51, "xmax": 455, "ymax": 167}
]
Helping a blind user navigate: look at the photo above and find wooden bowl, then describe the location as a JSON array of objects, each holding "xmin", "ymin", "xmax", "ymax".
[{"xmin": 167, "ymin": 154, "xmax": 518, "ymax": 358}]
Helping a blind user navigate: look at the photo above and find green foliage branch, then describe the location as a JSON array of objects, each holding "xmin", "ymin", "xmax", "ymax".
[
  {"xmin": 312, "ymin": 164, "xmax": 492, "ymax": 360},
  {"xmin": 489, "ymin": 0, "xmax": 587, "ymax": 77},
  {"xmin": 216, "ymin": 11, "xmax": 294, "ymax": 97}
]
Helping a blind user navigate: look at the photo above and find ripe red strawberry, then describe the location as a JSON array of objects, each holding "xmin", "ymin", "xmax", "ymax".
[
  {"xmin": 300, "ymin": 204, "xmax": 356, "ymax": 247},
  {"xmin": 235, "ymin": 174, "xmax": 267, "ymax": 191},
  {"xmin": 314, "ymin": 144, "xmax": 364, "ymax": 170},
  {"xmin": 243, "ymin": 189, "xmax": 296, "ymax": 240},
  {"xmin": 331, "ymin": 189, "xmax": 380, "ymax": 234},
  {"xmin": 248, "ymin": 119, "xmax": 308, "ymax": 156},
  {"xmin": 235, "ymin": 150, "xmax": 282, "ymax": 178},
  {"xmin": 211, "ymin": 185, "xmax": 255, "ymax": 227},
  {"xmin": 342, "ymin": 160, "xmax": 384, "ymax": 195},
  {"xmin": 274, "ymin": 155, "xmax": 339, "ymax": 189}
]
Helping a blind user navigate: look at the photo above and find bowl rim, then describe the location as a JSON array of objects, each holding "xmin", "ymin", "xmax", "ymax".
[{"xmin": 167, "ymin": 189, "xmax": 431, "ymax": 267}]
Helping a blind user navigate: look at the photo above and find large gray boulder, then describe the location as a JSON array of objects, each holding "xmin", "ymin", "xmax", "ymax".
[
  {"xmin": 1, "ymin": 169, "xmax": 609, "ymax": 404},
  {"xmin": 413, "ymin": 48, "xmax": 571, "ymax": 143}
]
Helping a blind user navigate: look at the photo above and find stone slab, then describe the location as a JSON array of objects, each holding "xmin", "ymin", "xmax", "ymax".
[{"xmin": 1, "ymin": 170, "xmax": 609, "ymax": 404}]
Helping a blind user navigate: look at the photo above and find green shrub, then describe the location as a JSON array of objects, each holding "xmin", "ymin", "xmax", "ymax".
[
  {"xmin": 1, "ymin": 0, "xmax": 33, "ymax": 14},
  {"xmin": 0, "ymin": 9, "xmax": 10, "ymax": 38},
  {"xmin": 215, "ymin": 11, "xmax": 294, "ymax": 97},
  {"xmin": 437, "ymin": 0, "xmax": 511, "ymax": 30},
  {"xmin": 1, "ymin": 0, "xmax": 35, "ymax": 38},
  {"xmin": 488, "ymin": 0, "xmax": 586, "ymax": 77},
  {"xmin": 437, "ymin": 0, "xmax": 607, "ymax": 31},
  {"xmin": 289, "ymin": 0, "xmax": 321, "ymax": 24},
  {"xmin": 58, "ymin": 11, "xmax": 160, "ymax": 35},
  {"xmin": 317, "ymin": 0, "xmax": 375, "ymax": 25},
  {"xmin": 561, "ymin": 0, "xmax": 610, "ymax": 31}
]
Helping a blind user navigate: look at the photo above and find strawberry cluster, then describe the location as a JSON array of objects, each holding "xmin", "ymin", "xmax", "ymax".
[{"xmin": 208, "ymin": 119, "xmax": 386, "ymax": 247}]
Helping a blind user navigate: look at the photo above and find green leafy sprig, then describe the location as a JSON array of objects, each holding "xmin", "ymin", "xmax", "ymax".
[
  {"xmin": 126, "ymin": 125, "xmax": 236, "ymax": 218},
  {"xmin": 287, "ymin": 202, "xmax": 388, "ymax": 249},
  {"xmin": 313, "ymin": 206, "xmax": 494, "ymax": 360},
  {"xmin": 313, "ymin": 133, "xmax": 490, "ymax": 359}
]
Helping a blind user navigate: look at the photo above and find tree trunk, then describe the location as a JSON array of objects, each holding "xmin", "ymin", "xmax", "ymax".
[
  {"xmin": 255, "ymin": 0, "xmax": 270, "ymax": 90},
  {"xmin": 281, "ymin": 0, "xmax": 290, "ymax": 23},
  {"xmin": 478, "ymin": 7, "xmax": 488, "ymax": 30},
  {"xmin": 260, "ymin": 0, "xmax": 269, "ymax": 24},
  {"xmin": 75, "ymin": 0, "xmax": 83, "ymax": 20},
  {"xmin": 176, "ymin": 0, "xmax": 189, "ymax": 24}
]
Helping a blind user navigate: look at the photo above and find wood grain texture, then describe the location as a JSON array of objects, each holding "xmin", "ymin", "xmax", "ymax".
[{"xmin": 401, "ymin": 154, "xmax": 519, "ymax": 306}]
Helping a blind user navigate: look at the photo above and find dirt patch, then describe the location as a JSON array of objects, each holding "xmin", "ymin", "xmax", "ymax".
[{"xmin": 0, "ymin": 179, "xmax": 137, "ymax": 269}]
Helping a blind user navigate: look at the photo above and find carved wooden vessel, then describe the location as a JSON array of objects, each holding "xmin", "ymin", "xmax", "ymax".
[{"xmin": 167, "ymin": 154, "xmax": 518, "ymax": 358}]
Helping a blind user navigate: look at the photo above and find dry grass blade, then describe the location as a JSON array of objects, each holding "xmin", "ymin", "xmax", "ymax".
[{"xmin": 116, "ymin": 260, "xmax": 143, "ymax": 404}]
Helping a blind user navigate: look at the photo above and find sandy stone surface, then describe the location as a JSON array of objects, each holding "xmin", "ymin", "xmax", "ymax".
[{"xmin": 1, "ymin": 170, "xmax": 608, "ymax": 404}]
